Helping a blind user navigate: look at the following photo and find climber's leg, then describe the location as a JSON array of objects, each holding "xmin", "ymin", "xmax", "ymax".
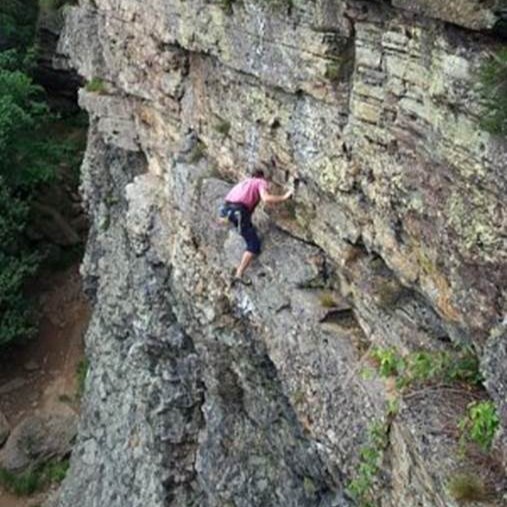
[
  {"xmin": 235, "ymin": 251, "xmax": 255, "ymax": 279},
  {"xmin": 235, "ymin": 217, "xmax": 261, "ymax": 279}
]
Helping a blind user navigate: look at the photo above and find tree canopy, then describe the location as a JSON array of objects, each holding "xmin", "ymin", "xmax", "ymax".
[{"xmin": 0, "ymin": 0, "xmax": 70, "ymax": 346}]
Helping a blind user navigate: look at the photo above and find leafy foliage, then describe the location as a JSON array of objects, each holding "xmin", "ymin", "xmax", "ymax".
[
  {"xmin": 0, "ymin": 0, "xmax": 38, "ymax": 50},
  {"xmin": 478, "ymin": 48, "xmax": 507, "ymax": 136},
  {"xmin": 459, "ymin": 400, "xmax": 500, "ymax": 452},
  {"xmin": 0, "ymin": 58, "xmax": 47, "ymax": 345},
  {"xmin": 347, "ymin": 420, "xmax": 389, "ymax": 507},
  {"xmin": 370, "ymin": 347, "xmax": 403, "ymax": 378},
  {"xmin": 369, "ymin": 346, "xmax": 483, "ymax": 389},
  {"xmin": 0, "ymin": 179, "xmax": 39, "ymax": 346},
  {"xmin": 0, "ymin": 61, "xmax": 61, "ymax": 189},
  {"xmin": 0, "ymin": 6, "xmax": 79, "ymax": 346}
]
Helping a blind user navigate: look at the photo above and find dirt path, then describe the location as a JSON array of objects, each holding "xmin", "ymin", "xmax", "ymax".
[{"xmin": 0, "ymin": 264, "xmax": 91, "ymax": 507}]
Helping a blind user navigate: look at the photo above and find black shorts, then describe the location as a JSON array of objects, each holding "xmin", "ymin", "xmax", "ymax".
[{"xmin": 220, "ymin": 202, "xmax": 261, "ymax": 255}]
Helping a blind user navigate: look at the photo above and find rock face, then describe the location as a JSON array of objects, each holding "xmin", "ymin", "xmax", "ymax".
[
  {"xmin": 35, "ymin": 4, "xmax": 82, "ymax": 110},
  {"xmin": 57, "ymin": 0, "xmax": 506, "ymax": 506}
]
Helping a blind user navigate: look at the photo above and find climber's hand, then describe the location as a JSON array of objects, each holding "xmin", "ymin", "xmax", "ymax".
[{"xmin": 284, "ymin": 188, "xmax": 294, "ymax": 200}]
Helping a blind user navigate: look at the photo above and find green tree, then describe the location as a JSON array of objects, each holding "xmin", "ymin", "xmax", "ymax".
[
  {"xmin": 0, "ymin": 0, "xmax": 38, "ymax": 50},
  {"xmin": 0, "ymin": 1, "xmax": 69, "ymax": 346},
  {"xmin": 0, "ymin": 179, "xmax": 39, "ymax": 346},
  {"xmin": 0, "ymin": 52, "xmax": 60, "ymax": 189}
]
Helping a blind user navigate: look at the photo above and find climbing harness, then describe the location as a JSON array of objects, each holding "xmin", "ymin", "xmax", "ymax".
[{"xmin": 219, "ymin": 203, "xmax": 244, "ymax": 234}]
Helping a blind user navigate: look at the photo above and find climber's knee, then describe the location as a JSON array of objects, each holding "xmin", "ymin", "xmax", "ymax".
[{"xmin": 243, "ymin": 226, "xmax": 261, "ymax": 255}]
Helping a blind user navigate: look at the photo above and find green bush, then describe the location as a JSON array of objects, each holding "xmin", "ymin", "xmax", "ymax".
[
  {"xmin": 459, "ymin": 400, "xmax": 499, "ymax": 452},
  {"xmin": 369, "ymin": 347, "xmax": 482, "ymax": 389},
  {"xmin": 370, "ymin": 347, "xmax": 404, "ymax": 378},
  {"xmin": 478, "ymin": 48, "xmax": 507, "ymax": 136}
]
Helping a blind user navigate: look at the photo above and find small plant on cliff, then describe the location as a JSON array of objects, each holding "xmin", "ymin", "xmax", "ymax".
[
  {"xmin": 325, "ymin": 61, "xmax": 344, "ymax": 83},
  {"xmin": 319, "ymin": 292, "xmax": 338, "ymax": 308},
  {"xmin": 370, "ymin": 347, "xmax": 403, "ymax": 378},
  {"xmin": 0, "ymin": 458, "xmax": 69, "ymax": 496},
  {"xmin": 447, "ymin": 472, "xmax": 488, "ymax": 502},
  {"xmin": 85, "ymin": 77, "xmax": 107, "ymax": 94},
  {"xmin": 347, "ymin": 420, "xmax": 390, "ymax": 507},
  {"xmin": 214, "ymin": 118, "xmax": 231, "ymax": 137},
  {"xmin": 478, "ymin": 48, "xmax": 507, "ymax": 136},
  {"xmin": 458, "ymin": 400, "xmax": 499, "ymax": 452},
  {"xmin": 369, "ymin": 347, "xmax": 482, "ymax": 389}
]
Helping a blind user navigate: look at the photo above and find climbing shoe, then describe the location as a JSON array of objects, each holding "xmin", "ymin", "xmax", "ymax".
[{"xmin": 231, "ymin": 275, "xmax": 253, "ymax": 287}]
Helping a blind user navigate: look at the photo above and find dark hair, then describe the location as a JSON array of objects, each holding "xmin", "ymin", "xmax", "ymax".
[{"xmin": 252, "ymin": 169, "xmax": 265, "ymax": 179}]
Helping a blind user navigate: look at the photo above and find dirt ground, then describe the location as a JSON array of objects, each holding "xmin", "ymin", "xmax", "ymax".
[{"xmin": 0, "ymin": 265, "xmax": 91, "ymax": 507}]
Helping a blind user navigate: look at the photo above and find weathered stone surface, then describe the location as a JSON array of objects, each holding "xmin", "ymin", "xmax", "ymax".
[
  {"xmin": 482, "ymin": 322, "xmax": 507, "ymax": 470},
  {"xmin": 392, "ymin": 0, "xmax": 505, "ymax": 31},
  {"xmin": 0, "ymin": 378, "xmax": 26, "ymax": 395},
  {"xmin": 24, "ymin": 360, "xmax": 40, "ymax": 372},
  {"xmin": 35, "ymin": 4, "xmax": 81, "ymax": 109},
  {"xmin": 0, "ymin": 413, "xmax": 77, "ymax": 472},
  {"xmin": 56, "ymin": 0, "xmax": 507, "ymax": 505},
  {"xmin": 0, "ymin": 411, "xmax": 9, "ymax": 447}
]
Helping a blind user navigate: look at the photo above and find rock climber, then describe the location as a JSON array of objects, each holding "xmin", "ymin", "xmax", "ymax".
[{"xmin": 220, "ymin": 168, "xmax": 293, "ymax": 284}]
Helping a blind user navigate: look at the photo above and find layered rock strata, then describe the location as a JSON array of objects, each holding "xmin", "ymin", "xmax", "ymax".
[{"xmin": 57, "ymin": 0, "xmax": 506, "ymax": 506}]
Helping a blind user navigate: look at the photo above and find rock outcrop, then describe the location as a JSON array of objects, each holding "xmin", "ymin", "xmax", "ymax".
[
  {"xmin": 56, "ymin": 0, "xmax": 506, "ymax": 506},
  {"xmin": 35, "ymin": 3, "xmax": 82, "ymax": 110},
  {"xmin": 0, "ymin": 413, "xmax": 77, "ymax": 472}
]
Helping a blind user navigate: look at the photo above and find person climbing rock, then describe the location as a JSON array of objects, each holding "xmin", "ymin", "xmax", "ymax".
[{"xmin": 220, "ymin": 169, "xmax": 293, "ymax": 284}]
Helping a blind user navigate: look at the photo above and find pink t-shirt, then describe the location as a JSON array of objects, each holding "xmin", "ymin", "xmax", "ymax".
[{"xmin": 225, "ymin": 177, "xmax": 268, "ymax": 212}]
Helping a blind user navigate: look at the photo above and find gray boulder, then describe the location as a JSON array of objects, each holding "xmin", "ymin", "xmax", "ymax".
[{"xmin": 0, "ymin": 413, "xmax": 77, "ymax": 472}]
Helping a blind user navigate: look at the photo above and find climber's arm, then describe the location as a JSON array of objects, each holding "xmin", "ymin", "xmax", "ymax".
[{"xmin": 260, "ymin": 187, "xmax": 293, "ymax": 204}]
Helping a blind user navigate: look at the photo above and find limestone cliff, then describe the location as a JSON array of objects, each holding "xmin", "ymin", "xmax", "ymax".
[{"xmin": 56, "ymin": 0, "xmax": 506, "ymax": 506}]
